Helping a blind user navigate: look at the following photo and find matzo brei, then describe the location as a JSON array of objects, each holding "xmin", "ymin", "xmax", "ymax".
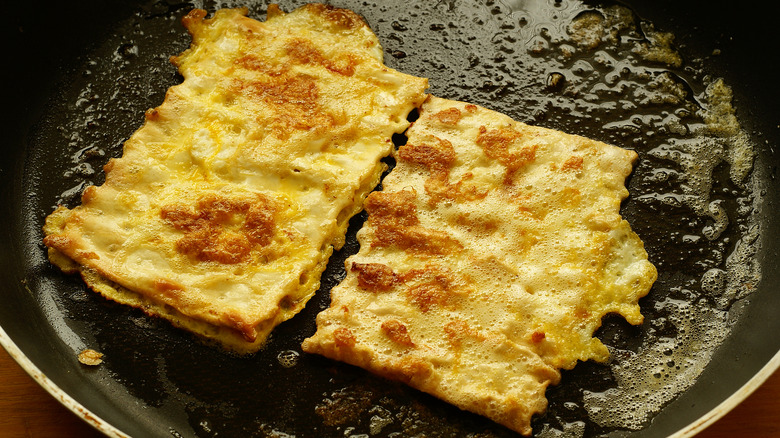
[
  {"xmin": 43, "ymin": 5, "xmax": 428, "ymax": 354},
  {"xmin": 302, "ymin": 96, "xmax": 656, "ymax": 434}
]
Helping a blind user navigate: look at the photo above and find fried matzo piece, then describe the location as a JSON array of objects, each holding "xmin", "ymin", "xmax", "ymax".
[
  {"xmin": 43, "ymin": 5, "xmax": 428, "ymax": 354},
  {"xmin": 303, "ymin": 96, "xmax": 656, "ymax": 434}
]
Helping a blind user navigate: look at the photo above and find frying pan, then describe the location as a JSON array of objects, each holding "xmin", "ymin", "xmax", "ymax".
[{"xmin": 3, "ymin": 0, "xmax": 779, "ymax": 436}]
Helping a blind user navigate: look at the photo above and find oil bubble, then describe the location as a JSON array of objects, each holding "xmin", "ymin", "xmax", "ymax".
[{"xmin": 277, "ymin": 349, "xmax": 300, "ymax": 368}]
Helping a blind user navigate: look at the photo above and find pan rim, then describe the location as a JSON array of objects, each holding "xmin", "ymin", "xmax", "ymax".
[
  {"xmin": 670, "ymin": 350, "xmax": 780, "ymax": 438},
  {"xmin": 0, "ymin": 325, "xmax": 127, "ymax": 438},
  {"xmin": 2, "ymin": 317, "xmax": 779, "ymax": 437}
]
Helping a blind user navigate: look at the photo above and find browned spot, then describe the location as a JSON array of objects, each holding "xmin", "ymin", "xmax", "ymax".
[
  {"xmin": 443, "ymin": 319, "xmax": 485, "ymax": 346},
  {"xmin": 575, "ymin": 308, "xmax": 590, "ymax": 319},
  {"xmin": 225, "ymin": 312, "xmax": 258, "ymax": 342},
  {"xmin": 434, "ymin": 172, "xmax": 489, "ymax": 203},
  {"xmin": 236, "ymin": 55, "xmax": 287, "ymax": 76},
  {"xmin": 245, "ymin": 200, "xmax": 276, "ymax": 245},
  {"xmin": 400, "ymin": 265, "xmax": 463, "ymax": 312},
  {"xmin": 391, "ymin": 356, "xmax": 433, "ymax": 383},
  {"xmin": 476, "ymin": 126, "xmax": 522, "ymax": 162},
  {"xmin": 531, "ymin": 331, "xmax": 546, "ymax": 343},
  {"xmin": 244, "ymin": 75, "xmax": 317, "ymax": 108},
  {"xmin": 406, "ymin": 283, "xmax": 450, "ymax": 312},
  {"xmin": 562, "ymin": 156, "xmax": 584, "ymax": 172},
  {"xmin": 286, "ymin": 38, "xmax": 358, "ymax": 76},
  {"xmin": 160, "ymin": 206, "xmax": 199, "ymax": 230},
  {"xmin": 381, "ymin": 320, "xmax": 414, "ymax": 346},
  {"xmin": 197, "ymin": 195, "xmax": 253, "ymax": 223},
  {"xmin": 180, "ymin": 9, "xmax": 208, "ymax": 40},
  {"xmin": 77, "ymin": 251, "xmax": 100, "ymax": 260},
  {"xmin": 430, "ymin": 107, "xmax": 462, "ymax": 125},
  {"xmin": 398, "ymin": 138, "xmax": 456, "ymax": 175},
  {"xmin": 364, "ymin": 189, "xmax": 419, "ymax": 227},
  {"xmin": 464, "ymin": 104, "xmax": 478, "ymax": 112},
  {"xmin": 103, "ymin": 159, "xmax": 116, "ymax": 174},
  {"xmin": 266, "ymin": 3, "xmax": 284, "ymax": 19},
  {"xmin": 365, "ymin": 189, "xmax": 462, "ymax": 255},
  {"xmin": 161, "ymin": 193, "xmax": 277, "ymax": 264},
  {"xmin": 233, "ymin": 74, "xmax": 335, "ymax": 140},
  {"xmin": 145, "ymin": 108, "xmax": 161, "ymax": 122},
  {"xmin": 306, "ymin": 3, "xmax": 367, "ymax": 30},
  {"xmin": 177, "ymin": 228, "xmax": 251, "ymax": 265},
  {"xmin": 476, "ymin": 126, "xmax": 538, "ymax": 182},
  {"xmin": 333, "ymin": 327, "xmax": 356, "ymax": 348},
  {"xmin": 352, "ymin": 262, "xmax": 397, "ymax": 291},
  {"xmin": 373, "ymin": 223, "xmax": 462, "ymax": 255},
  {"xmin": 153, "ymin": 278, "xmax": 185, "ymax": 292},
  {"xmin": 399, "ymin": 137, "xmax": 487, "ymax": 205},
  {"xmin": 43, "ymin": 235, "xmax": 73, "ymax": 252},
  {"xmin": 81, "ymin": 186, "xmax": 98, "ymax": 204}
]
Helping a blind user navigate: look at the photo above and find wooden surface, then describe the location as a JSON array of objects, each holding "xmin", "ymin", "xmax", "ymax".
[{"xmin": 0, "ymin": 346, "xmax": 778, "ymax": 437}]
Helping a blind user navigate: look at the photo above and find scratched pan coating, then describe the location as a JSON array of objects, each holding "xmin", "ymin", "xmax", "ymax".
[{"xmin": 2, "ymin": 0, "xmax": 779, "ymax": 437}]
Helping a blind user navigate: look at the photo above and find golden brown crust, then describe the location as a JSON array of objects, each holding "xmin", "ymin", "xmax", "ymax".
[
  {"xmin": 476, "ymin": 125, "xmax": 538, "ymax": 183},
  {"xmin": 562, "ymin": 155, "xmax": 584, "ymax": 172},
  {"xmin": 303, "ymin": 3, "xmax": 368, "ymax": 31},
  {"xmin": 160, "ymin": 194, "xmax": 277, "ymax": 264},
  {"xmin": 429, "ymin": 107, "xmax": 462, "ymax": 125},
  {"xmin": 352, "ymin": 262, "xmax": 397, "ymax": 291},
  {"xmin": 265, "ymin": 4, "xmax": 284, "ymax": 20},
  {"xmin": 333, "ymin": 327, "xmax": 357, "ymax": 348},
  {"xmin": 401, "ymin": 266, "xmax": 463, "ymax": 312},
  {"xmin": 380, "ymin": 319, "xmax": 415, "ymax": 347},
  {"xmin": 365, "ymin": 189, "xmax": 462, "ymax": 254},
  {"xmin": 398, "ymin": 136, "xmax": 456, "ymax": 174},
  {"xmin": 443, "ymin": 319, "xmax": 484, "ymax": 346},
  {"xmin": 399, "ymin": 135, "xmax": 488, "ymax": 204}
]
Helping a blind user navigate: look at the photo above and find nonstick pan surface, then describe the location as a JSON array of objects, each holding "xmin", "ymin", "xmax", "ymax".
[{"xmin": 3, "ymin": 0, "xmax": 779, "ymax": 437}]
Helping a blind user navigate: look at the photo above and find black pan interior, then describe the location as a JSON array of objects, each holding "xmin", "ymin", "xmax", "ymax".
[{"xmin": 4, "ymin": 0, "xmax": 779, "ymax": 437}]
